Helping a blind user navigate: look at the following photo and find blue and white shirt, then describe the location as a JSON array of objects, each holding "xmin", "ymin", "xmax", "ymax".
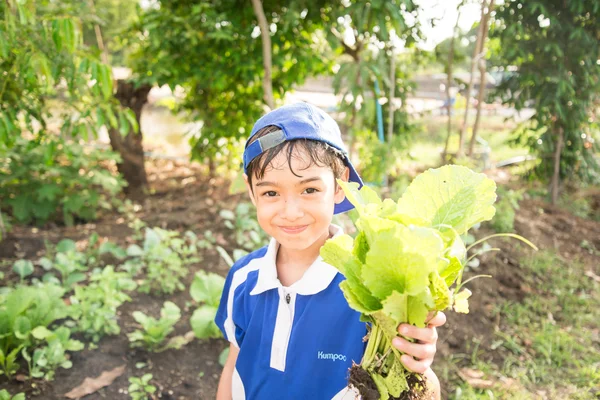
[{"xmin": 214, "ymin": 225, "xmax": 366, "ymax": 400}]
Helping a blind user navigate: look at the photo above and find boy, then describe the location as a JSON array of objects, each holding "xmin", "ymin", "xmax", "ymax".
[{"xmin": 215, "ymin": 102, "xmax": 445, "ymax": 400}]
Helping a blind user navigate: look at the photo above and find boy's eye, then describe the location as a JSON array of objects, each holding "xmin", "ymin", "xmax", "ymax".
[
  {"xmin": 263, "ymin": 191, "xmax": 278, "ymax": 197},
  {"xmin": 303, "ymin": 187, "xmax": 319, "ymax": 194}
]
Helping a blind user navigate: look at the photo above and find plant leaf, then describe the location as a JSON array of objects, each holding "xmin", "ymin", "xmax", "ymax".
[
  {"xmin": 190, "ymin": 271, "xmax": 225, "ymax": 306},
  {"xmin": 452, "ymin": 288, "xmax": 472, "ymax": 314},
  {"xmin": 190, "ymin": 305, "xmax": 221, "ymax": 339},
  {"xmin": 12, "ymin": 260, "xmax": 34, "ymax": 279},
  {"xmin": 396, "ymin": 165, "xmax": 497, "ymax": 235}
]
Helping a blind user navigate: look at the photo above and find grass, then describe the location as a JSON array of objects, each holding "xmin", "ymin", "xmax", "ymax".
[
  {"xmin": 436, "ymin": 250, "xmax": 600, "ymax": 399},
  {"xmin": 404, "ymin": 114, "xmax": 530, "ymax": 171}
]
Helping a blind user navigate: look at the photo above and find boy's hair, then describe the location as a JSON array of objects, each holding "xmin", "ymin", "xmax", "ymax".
[{"xmin": 246, "ymin": 125, "xmax": 347, "ymax": 190}]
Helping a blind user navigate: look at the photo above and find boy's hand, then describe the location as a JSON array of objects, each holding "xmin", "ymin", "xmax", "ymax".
[{"xmin": 392, "ymin": 311, "xmax": 446, "ymax": 374}]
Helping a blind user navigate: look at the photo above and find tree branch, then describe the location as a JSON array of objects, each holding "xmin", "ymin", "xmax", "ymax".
[{"xmin": 250, "ymin": 0, "xmax": 274, "ymax": 109}]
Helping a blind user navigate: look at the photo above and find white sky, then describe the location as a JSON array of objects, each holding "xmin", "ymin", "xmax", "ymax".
[{"xmin": 416, "ymin": 0, "xmax": 482, "ymax": 50}]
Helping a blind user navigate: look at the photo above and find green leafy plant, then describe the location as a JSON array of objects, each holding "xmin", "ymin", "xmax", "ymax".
[
  {"xmin": 85, "ymin": 232, "xmax": 127, "ymax": 265},
  {"xmin": 189, "ymin": 271, "xmax": 225, "ymax": 339},
  {"xmin": 321, "ymin": 165, "xmax": 536, "ymax": 398},
  {"xmin": 38, "ymin": 239, "xmax": 89, "ymax": 288},
  {"xmin": 0, "ymin": 389, "xmax": 25, "ymax": 400},
  {"xmin": 128, "ymin": 373, "xmax": 156, "ymax": 400},
  {"xmin": 559, "ymin": 193, "xmax": 593, "ymax": 220},
  {"xmin": 356, "ymin": 130, "xmax": 408, "ymax": 184},
  {"xmin": 0, "ymin": 137, "xmax": 125, "ymax": 226},
  {"xmin": 220, "ymin": 202, "xmax": 268, "ymax": 251},
  {"xmin": 128, "ymin": 301, "xmax": 181, "ymax": 352},
  {"xmin": 69, "ymin": 266, "xmax": 137, "ymax": 342},
  {"xmin": 0, "ymin": 345, "xmax": 22, "ymax": 379},
  {"xmin": 126, "ymin": 228, "xmax": 200, "ymax": 295},
  {"xmin": 12, "ymin": 260, "xmax": 33, "ymax": 282},
  {"xmin": 490, "ymin": 189, "xmax": 523, "ymax": 233},
  {"xmin": 0, "ymin": 283, "xmax": 70, "ymax": 377},
  {"xmin": 21, "ymin": 326, "xmax": 83, "ymax": 380}
]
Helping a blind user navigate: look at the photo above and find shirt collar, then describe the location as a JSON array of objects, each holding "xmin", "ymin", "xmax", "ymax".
[{"xmin": 249, "ymin": 224, "xmax": 343, "ymax": 296}]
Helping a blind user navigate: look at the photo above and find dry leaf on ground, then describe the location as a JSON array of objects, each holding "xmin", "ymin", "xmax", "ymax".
[
  {"xmin": 65, "ymin": 364, "xmax": 126, "ymax": 399},
  {"xmin": 458, "ymin": 368, "xmax": 494, "ymax": 389},
  {"xmin": 585, "ymin": 270, "xmax": 600, "ymax": 283}
]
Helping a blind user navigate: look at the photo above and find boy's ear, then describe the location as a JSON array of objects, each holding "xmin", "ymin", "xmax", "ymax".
[
  {"xmin": 244, "ymin": 174, "xmax": 257, "ymax": 207},
  {"xmin": 334, "ymin": 167, "xmax": 350, "ymax": 204}
]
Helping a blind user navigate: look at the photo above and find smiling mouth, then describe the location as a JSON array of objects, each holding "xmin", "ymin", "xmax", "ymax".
[{"xmin": 279, "ymin": 225, "xmax": 308, "ymax": 234}]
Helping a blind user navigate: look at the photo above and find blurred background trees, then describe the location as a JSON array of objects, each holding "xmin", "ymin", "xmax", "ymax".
[{"xmin": 1, "ymin": 0, "xmax": 598, "ymax": 220}]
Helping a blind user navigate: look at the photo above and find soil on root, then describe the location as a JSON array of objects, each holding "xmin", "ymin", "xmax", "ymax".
[{"xmin": 349, "ymin": 364, "xmax": 433, "ymax": 400}]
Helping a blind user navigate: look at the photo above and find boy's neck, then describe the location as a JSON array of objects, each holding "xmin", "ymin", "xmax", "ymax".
[{"xmin": 275, "ymin": 230, "xmax": 330, "ymax": 287}]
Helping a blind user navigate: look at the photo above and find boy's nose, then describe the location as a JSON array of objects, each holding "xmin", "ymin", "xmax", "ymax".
[{"xmin": 280, "ymin": 198, "xmax": 304, "ymax": 220}]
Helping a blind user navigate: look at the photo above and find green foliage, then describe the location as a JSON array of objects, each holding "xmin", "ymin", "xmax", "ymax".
[
  {"xmin": 69, "ymin": 266, "xmax": 136, "ymax": 342},
  {"xmin": 39, "ymin": 239, "xmax": 89, "ymax": 288},
  {"xmin": 129, "ymin": 1, "xmax": 331, "ymax": 166},
  {"xmin": 328, "ymin": 1, "xmax": 422, "ymax": 149},
  {"xmin": 493, "ymin": 1, "xmax": 600, "ymax": 186},
  {"xmin": 0, "ymin": 346, "xmax": 21, "ymax": 380},
  {"xmin": 218, "ymin": 347, "xmax": 229, "ymax": 367},
  {"xmin": 0, "ymin": 283, "xmax": 69, "ymax": 348},
  {"xmin": 12, "ymin": 260, "xmax": 33, "ymax": 282},
  {"xmin": 451, "ymin": 250, "xmax": 600, "ymax": 398},
  {"xmin": 220, "ymin": 202, "xmax": 268, "ymax": 252},
  {"xmin": 190, "ymin": 271, "xmax": 225, "ymax": 339},
  {"xmin": 124, "ymin": 228, "xmax": 199, "ymax": 295},
  {"xmin": 21, "ymin": 326, "xmax": 83, "ymax": 380},
  {"xmin": 0, "ymin": 137, "xmax": 125, "ymax": 226},
  {"xmin": 355, "ymin": 130, "xmax": 411, "ymax": 184},
  {"xmin": 87, "ymin": 233, "xmax": 128, "ymax": 264},
  {"xmin": 321, "ymin": 165, "xmax": 497, "ymax": 397},
  {"xmin": 0, "ymin": 389, "xmax": 25, "ymax": 400},
  {"xmin": 128, "ymin": 373, "xmax": 156, "ymax": 400},
  {"xmin": 78, "ymin": 0, "xmax": 139, "ymax": 65},
  {"xmin": 489, "ymin": 189, "xmax": 523, "ymax": 233},
  {"xmin": 0, "ymin": 283, "xmax": 81, "ymax": 380},
  {"xmin": 0, "ymin": 0, "xmax": 131, "ymax": 147},
  {"xmin": 558, "ymin": 192, "xmax": 595, "ymax": 220},
  {"xmin": 128, "ymin": 301, "xmax": 181, "ymax": 352}
]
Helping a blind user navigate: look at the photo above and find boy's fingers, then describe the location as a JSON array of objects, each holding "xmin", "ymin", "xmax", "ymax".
[
  {"xmin": 400, "ymin": 354, "xmax": 432, "ymax": 375},
  {"xmin": 393, "ymin": 337, "xmax": 436, "ymax": 361},
  {"xmin": 397, "ymin": 324, "xmax": 438, "ymax": 344},
  {"xmin": 426, "ymin": 311, "xmax": 447, "ymax": 328}
]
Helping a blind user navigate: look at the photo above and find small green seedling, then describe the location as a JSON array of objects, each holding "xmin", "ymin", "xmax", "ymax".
[
  {"xmin": 128, "ymin": 301, "xmax": 181, "ymax": 351},
  {"xmin": 12, "ymin": 260, "xmax": 34, "ymax": 282},
  {"xmin": 128, "ymin": 373, "xmax": 156, "ymax": 400},
  {"xmin": 0, "ymin": 389, "xmax": 25, "ymax": 400},
  {"xmin": 69, "ymin": 266, "xmax": 137, "ymax": 342}
]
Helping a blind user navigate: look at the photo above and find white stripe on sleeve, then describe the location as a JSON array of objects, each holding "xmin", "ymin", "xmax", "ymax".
[{"xmin": 224, "ymin": 259, "xmax": 262, "ymax": 347}]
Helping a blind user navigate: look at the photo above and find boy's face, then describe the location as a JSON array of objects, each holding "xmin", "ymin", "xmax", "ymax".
[{"xmin": 245, "ymin": 147, "xmax": 349, "ymax": 252}]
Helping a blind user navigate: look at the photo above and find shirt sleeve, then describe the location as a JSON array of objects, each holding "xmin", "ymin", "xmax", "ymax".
[{"xmin": 214, "ymin": 265, "xmax": 246, "ymax": 348}]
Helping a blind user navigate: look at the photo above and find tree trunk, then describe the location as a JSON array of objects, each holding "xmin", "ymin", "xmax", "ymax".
[
  {"xmin": 468, "ymin": 0, "xmax": 495, "ymax": 157},
  {"xmin": 442, "ymin": 6, "xmax": 462, "ymax": 162},
  {"xmin": 108, "ymin": 80, "xmax": 152, "ymax": 196},
  {"xmin": 551, "ymin": 126, "xmax": 564, "ymax": 205},
  {"xmin": 458, "ymin": 0, "xmax": 487, "ymax": 157},
  {"xmin": 251, "ymin": 0, "xmax": 274, "ymax": 110}
]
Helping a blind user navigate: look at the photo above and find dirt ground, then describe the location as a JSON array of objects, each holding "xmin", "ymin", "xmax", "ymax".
[
  {"xmin": 1, "ymin": 159, "xmax": 599, "ymax": 399},
  {"xmin": 435, "ymin": 196, "xmax": 600, "ymax": 397}
]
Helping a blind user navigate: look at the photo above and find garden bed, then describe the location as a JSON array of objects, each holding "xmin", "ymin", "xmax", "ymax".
[{"xmin": 1, "ymin": 160, "xmax": 599, "ymax": 399}]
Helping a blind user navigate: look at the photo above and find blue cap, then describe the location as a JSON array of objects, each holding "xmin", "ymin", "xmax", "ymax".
[{"xmin": 243, "ymin": 102, "xmax": 363, "ymax": 214}]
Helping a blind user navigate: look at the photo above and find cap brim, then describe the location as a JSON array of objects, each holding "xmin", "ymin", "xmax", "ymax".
[{"xmin": 333, "ymin": 161, "xmax": 363, "ymax": 214}]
